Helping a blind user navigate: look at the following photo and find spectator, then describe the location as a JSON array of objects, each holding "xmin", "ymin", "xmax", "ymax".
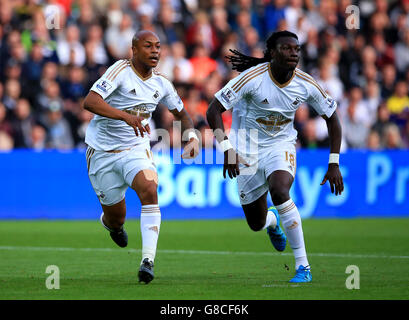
[
  {"xmin": 3, "ymin": 79, "xmax": 21, "ymax": 111},
  {"xmin": 10, "ymin": 98, "xmax": 34, "ymax": 148},
  {"xmin": 316, "ymin": 58, "xmax": 344, "ymax": 103},
  {"xmin": 170, "ymin": 42, "xmax": 194, "ymax": 84},
  {"xmin": 155, "ymin": 3, "xmax": 184, "ymax": 45},
  {"xmin": 342, "ymin": 99, "xmax": 370, "ymax": 149},
  {"xmin": 30, "ymin": 124, "xmax": 46, "ymax": 151},
  {"xmin": 371, "ymin": 102, "xmax": 393, "ymax": 139},
  {"xmin": 394, "ymin": 27, "xmax": 409, "ymax": 75},
  {"xmin": 380, "ymin": 64, "xmax": 397, "ymax": 99},
  {"xmin": 105, "ymin": 13, "xmax": 134, "ymax": 60},
  {"xmin": 189, "ymin": 45, "xmax": 218, "ymax": 87},
  {"xmin": 0, "ymin": 102, "xmax": 13, "ymax": 139},
  {"xmin": 57, "ymin": 24, "xmax": 86, "ymax": 67},
  {"xmin": 186, "ymin": 10, "xmax": 219, "ymax": 54},
  {"xmin": 386, "ymin": 81, "xmax": 409, "ymax": 115},
  {"xmin": 264, "ymin": 0, "xmax": 287, "ymax": 35},
  {"xmin": 84, "ymin": 24, "xmax": 108, "ymax": 66},
  {"xmin": 367, "ymin": 130, "xmax": 381, "ymax": 151},
  {"xmin": 383, "ymin": 123, "xmax": 403, "ymax": 149},
  {"xmin": 40, "ymin": 103, "xmax": 74, "ymax": 150},
  {"xmin": 22, "ymin": 42, "xmax": 45, "ymax": 83},
  {"xmin": 61, "ymin": 66, "xmax": 86, "ymax": 102},
  {"xmin": 36, "ymin": 80, "xmax": 63, "ymax": 114},
  {"xmin": 211, "ymin": 7, "xmax": 231, "ymax": 53},
  {"xmin": 364, "ymin": 80, "xmax": 382, "ymax": 126}
]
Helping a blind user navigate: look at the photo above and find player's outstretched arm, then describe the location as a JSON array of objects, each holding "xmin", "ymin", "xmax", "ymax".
[
  {"xmin": 320, "ymin": 111, "xmax": 344, "ymax": 196},
  {"xmin": 169, "ymin": 108, "xmax": 199, "ymax": 159},
  {"xmin": 207, "ymin": 98, "xmax": 248, "ymax": 179},
  {"xmin": 83, "ymin": 91, "xmax": 148, "ymax": 137}
]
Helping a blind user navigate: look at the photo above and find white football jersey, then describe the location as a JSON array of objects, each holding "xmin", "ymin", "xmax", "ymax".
[
  {"xmin": 85, "ymin": 59, "xmax": 184, "ymax": 151},
  {"xmin": 214, "ymin": 62, "xmax": 337, "ymax": 156}
]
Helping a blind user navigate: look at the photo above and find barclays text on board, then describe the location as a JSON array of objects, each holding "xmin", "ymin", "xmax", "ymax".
[{"xmin": 0, "ymin": 149, "xmax": 407, "ymax": 219}]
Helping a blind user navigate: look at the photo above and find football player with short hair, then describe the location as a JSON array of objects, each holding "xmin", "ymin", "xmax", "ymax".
[{"xmin": 83, "ymin": 30, "xmax": 199, "ymax": 284}]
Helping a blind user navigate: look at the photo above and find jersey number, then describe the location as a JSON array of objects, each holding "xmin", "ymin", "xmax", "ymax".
[{"xmin": 285, "ymin": 151, "xmax": 295, "ymax": 167}]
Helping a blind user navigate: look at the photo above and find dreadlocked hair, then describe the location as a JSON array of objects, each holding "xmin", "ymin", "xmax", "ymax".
[{"xmin": 226, "ymin": 30, "xmax": 298, "ymax": 72}]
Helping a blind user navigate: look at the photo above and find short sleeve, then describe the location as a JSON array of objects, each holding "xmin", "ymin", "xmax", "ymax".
[
  {"xmin": 306, "ymin": 84, "xmax": 337, "ymax": 118},
  {"xmin": 90, "ymin": 60, "xmax": 128, "ymax": 100},
  {"xmin": 214, "ymin": 64, "xmax": 267, "ymax": 110},
  {"xmin": 214, "ymin": 78, "xmax": 242, "ymax": 110},
  {"xmin": 159, "ymin": 78, "xmax": 184, "ymax": 112}
]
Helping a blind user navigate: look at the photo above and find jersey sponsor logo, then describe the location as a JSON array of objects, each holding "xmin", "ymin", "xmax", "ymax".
[
  {"xmin": 256, "ymin": 112, "xmax": 291, "ymax": 132},
  {"xmin": 220, "ymin": 88, "xmax": 236, "ymax": 104},
  {"xmin": 124, "ymin": 104, "xmax": 153, "ymax": 118},
  {"xmin": 96, "ymin": 80, "xmax": 112, "ymax": 93},
  {"xmin": 153, "ymin": 90, "xmax": 160, "ymax": 100}
]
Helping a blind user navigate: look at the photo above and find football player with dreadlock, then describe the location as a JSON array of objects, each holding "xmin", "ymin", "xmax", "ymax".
[{"xmin": 206, "ymin": 30, "xmax": 344, "ymax": 283}]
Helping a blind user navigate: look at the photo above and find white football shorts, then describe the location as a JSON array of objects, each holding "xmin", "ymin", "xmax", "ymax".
[
  {"xmin": 236, "ymin": 142, "xmax": 297, "ymax": 205},
  {"xmin": 86, "ymin": 142, "xmax": 156, "ymax": 206}
]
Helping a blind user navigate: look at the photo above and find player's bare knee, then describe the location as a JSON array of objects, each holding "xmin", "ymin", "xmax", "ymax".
[
  {"xmin": 138, "ymin": 183, "xmax": 158, "ymax": 204},
  {"xmin": 270, "ymin": 186, "xmax": 290, "ymax": 205}
]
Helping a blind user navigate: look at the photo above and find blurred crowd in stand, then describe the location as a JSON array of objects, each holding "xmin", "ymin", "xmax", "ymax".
[{"xmin": 0, "ymin": 0, "xmax": 408, "ymax": 151}]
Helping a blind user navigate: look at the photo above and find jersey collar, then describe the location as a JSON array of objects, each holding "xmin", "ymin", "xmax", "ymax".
[
  {"xmin": 268, "ymin": 63, "xmax": 295, "ymax": 88},
  {"xmin": 130, "ymin": 59, "xmax": 153, "ymax": 81}
]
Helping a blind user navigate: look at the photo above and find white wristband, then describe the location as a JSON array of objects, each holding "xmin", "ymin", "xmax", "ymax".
[
  {"xmin": 141, "ymin": 119, "xmax": 149, "ymax": 127},
  {"xmin": 329, "ymin": 153, "xmax": 339, "ymax": 165},
  {"xmin": 188, "ymin": 131, "xmax": 199, "ymax": 142},
  {"xmin": 219, "ymin": 139, "xmax": 233, "ymax": 152}
]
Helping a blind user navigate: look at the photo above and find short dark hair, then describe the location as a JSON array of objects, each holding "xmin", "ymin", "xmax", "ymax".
[{"xmin": 227, "ymin": 30, "xmax": 299, "ymax": 72}]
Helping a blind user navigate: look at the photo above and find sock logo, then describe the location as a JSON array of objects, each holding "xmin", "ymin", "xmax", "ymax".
[
  {"xmin": 287, "ymin": 220, "xmax": 299, "ymax": 230},
  {"xmin": 149, "ymin": 226, "xmax": 159, "ymax": 234}
]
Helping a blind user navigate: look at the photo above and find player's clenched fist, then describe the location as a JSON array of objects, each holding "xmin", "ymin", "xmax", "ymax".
[
  {"xmin": 223, "ymin": 149, "xmax": 249, "ymax": 179},
  {"xmin": 182, "ymin": 137, "xmax": 200, "ymax": 159}
]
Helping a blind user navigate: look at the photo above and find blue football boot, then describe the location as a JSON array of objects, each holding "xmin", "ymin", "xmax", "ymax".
[
  {"xmin": 266, "ymin": 206, "xmax": 287, "ymax": 252},
  {"xmin": 289, "ymin": 265, "xmax": 312, "ymax": 283}
]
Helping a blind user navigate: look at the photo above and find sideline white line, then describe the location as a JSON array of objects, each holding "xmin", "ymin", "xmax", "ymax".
[{"xmin": 0, "ymin": 246, "xmax": 408, "ymax": 259}]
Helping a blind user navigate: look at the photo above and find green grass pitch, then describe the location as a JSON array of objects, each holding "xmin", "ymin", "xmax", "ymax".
[{"xmin": 0, "ymin": 218, "xmax": 408, "ymax": 300}]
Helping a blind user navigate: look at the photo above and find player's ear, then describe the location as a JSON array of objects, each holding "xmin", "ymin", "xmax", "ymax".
[
  {"xmin": 131, "ymin": 46, "xmax": 137, "ymax": 56},
  {"xmin": 269, "ymin": 48, "xmax": 276, "ymax": 61}
]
